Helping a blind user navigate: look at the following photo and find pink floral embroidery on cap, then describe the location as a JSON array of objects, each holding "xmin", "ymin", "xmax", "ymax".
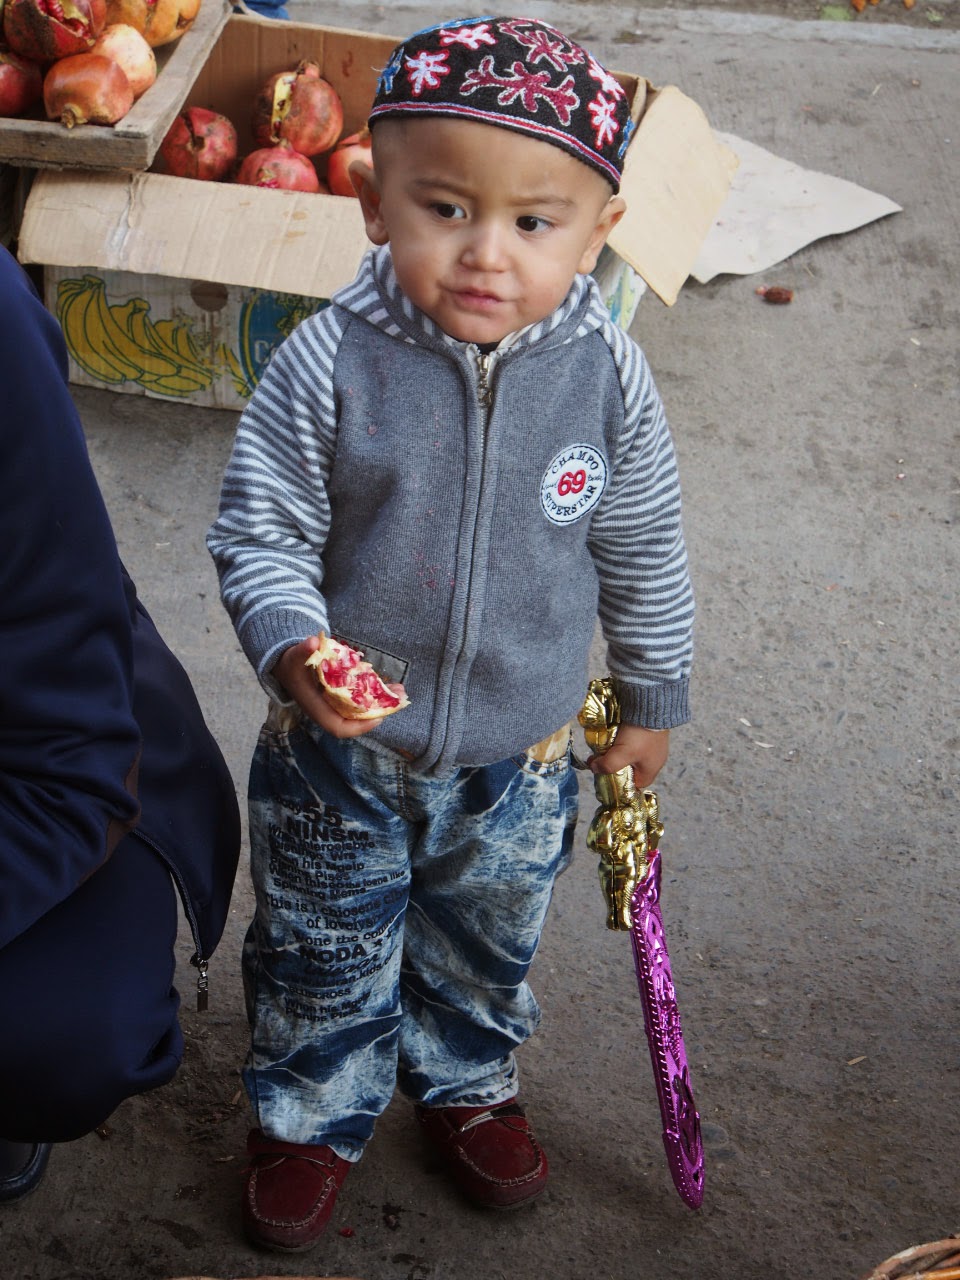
[
  {"xmin": 588, "ymin": 94, "xmax": 620, "ymax": 148},
  {"xmin": 462, "ymin": 58, "xmax": 579, "ymax": 125},
  {"xmin": 439, "ymin": 21, "xmax": 497, "ymax": 49},
  {"xmin": 405, "ymin": 49, "xmax": 451, "ymax": 96}
]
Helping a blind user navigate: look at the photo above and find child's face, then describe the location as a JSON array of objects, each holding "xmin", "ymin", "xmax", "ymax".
[{"xmin": 352, "ymin": 118, "xmax": 625, "ymax": 346}]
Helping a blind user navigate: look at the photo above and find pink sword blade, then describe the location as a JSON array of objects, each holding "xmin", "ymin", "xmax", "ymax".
[{"xmin": 630, "ymin": 849, "xmax": 705, "ymax": 1209}]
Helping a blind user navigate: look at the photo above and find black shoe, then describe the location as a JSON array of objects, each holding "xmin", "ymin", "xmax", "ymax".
[{"xmin": 0, "ymin": 1141, "xmax": 51, "ymax": 1204}]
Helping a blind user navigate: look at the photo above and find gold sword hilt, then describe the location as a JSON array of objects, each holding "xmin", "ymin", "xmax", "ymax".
[{"xmin": 578, "ymin": 677, "xmax": 663, "ymax": 932}]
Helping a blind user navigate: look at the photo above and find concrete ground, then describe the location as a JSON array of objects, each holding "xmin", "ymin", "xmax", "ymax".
[{"xmin": 3, "ymin": 2, "xmax": 958, "ymax": 1278}]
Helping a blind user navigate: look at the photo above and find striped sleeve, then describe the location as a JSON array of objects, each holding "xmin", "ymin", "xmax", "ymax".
[
  {"xmin": 206, "ymin": 307, "xmax": 346, "ymax": 696},
  {"xmin": 587, "ymin": 322, "xmax": 694, "ymax": 729}
]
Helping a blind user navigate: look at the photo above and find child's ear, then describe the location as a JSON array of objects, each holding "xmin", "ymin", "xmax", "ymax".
[
  {"xmin": 578, "ymin": 195, "xmax": 626, "ymax": 274},
  {"xmin": 350, "ymin": 161, "xmax": 389, "ymax": 245}
]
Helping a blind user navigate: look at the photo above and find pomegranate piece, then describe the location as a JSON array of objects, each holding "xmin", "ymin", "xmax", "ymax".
[
  {"xmin": 0, "ymin": 49, "xmax": 43, "ymax": 118},
  {"xmin": 159, "ymin": 106, "xmax": 238, "ymax": 180},
  {"xmin": 305, "ymin": 634, "xmax": 410, "ymax": 720},
  {"xmin": 755, "ymin": 284, "xmax": 794, "ymax": 305},
  {"xmin": 251, "ymin": 59, "xmax": 343, "ymax": 158},
  {"xmin": 4, "ymin": 0, "xmax": 107, "ymax": 64}
]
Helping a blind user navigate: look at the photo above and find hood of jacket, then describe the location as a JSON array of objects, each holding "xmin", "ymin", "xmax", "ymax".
[{"xmin": 333, "ymin": 244, "xmax": 612, "ymax": 361}]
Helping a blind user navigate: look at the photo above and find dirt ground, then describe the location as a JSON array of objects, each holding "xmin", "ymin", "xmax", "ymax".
[
  {"xmin": 2, "ymin": 1, "xmax": 958, "ymax": 1278},
  {"xmin": 615, "ymin": 0, "xmax": 960, "ymax": 28}
]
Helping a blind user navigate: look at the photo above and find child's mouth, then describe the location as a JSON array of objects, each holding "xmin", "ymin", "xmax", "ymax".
[{"xmin": 452, "ymin": 289, "xmax": 504, "ymax": 312}]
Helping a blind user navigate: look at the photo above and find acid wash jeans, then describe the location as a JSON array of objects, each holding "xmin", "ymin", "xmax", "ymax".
[{"xmin": 242, "ymin": 706, "xmax": 579, "ymax": 1162}]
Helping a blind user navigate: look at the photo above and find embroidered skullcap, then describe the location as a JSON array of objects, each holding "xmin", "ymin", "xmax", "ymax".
[{"xmin": 369, "ymin": 16, "xmax": 634, "ymax": 191}]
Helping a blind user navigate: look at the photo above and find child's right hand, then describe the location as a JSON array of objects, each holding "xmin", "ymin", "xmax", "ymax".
[{"xmin": 273, "ymin": 636, "xmax": 387, "ymax": 738}]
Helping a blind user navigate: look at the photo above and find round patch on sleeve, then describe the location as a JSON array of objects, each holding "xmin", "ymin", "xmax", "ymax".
[{"xmin": 539, "ymin": 445, "xmax": 608, "ymax": 525}]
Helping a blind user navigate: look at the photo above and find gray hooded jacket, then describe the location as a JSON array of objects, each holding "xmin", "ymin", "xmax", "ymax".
[{"xmin": 208, "ymin": 246, "xmax": 693, "ymax": 775}]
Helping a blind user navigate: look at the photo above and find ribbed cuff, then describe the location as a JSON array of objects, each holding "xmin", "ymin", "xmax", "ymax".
[
  {"xmin": 240, "ymin": 606, "xmax": 328, "ymax": 699},
  {"xmin": 612, "ymin": 677, "xmax": 691, "ymax": 730}
]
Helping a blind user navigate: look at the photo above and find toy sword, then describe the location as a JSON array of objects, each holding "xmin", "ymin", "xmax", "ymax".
[{"xmin": 578, "ymin": 677, "xmax": 705, "ymax": 1209}]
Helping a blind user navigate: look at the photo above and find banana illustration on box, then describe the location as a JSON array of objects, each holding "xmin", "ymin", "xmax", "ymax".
[
  {"xmin": 56, "ymin": 275, "xmax": 215, "ymax": 399},
  {"xmin": 56, "ymin": 276, "xmax": 330, "ymax": 405}
]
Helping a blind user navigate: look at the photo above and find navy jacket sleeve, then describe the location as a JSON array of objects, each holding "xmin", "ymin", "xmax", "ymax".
[{"xmin": 0, "ymin": 247, "xmax": 142, "ymax": 949}]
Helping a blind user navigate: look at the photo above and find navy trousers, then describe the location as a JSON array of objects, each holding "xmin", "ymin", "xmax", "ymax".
[{"xmin": 0, "ymin": 835, "xmax": 182, "ymax": 1143}]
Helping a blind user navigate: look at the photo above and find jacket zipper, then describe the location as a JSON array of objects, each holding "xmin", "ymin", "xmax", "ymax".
[
  {"xmin": 133, "ymin": 827, "xmax": 209, "ymax": 1012},
  {"xmin": 476, "ymin": 349, "xmax": 493, "ymax": 410}
]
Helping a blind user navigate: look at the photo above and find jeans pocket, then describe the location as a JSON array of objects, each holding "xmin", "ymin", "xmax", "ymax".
[
  {"xmin": 259, "ymin": 699, "xmax": 306, "ymax": 743},
  {"xmin": 512, "ymin": 725, "xmax": 573, "ymax": 779}
]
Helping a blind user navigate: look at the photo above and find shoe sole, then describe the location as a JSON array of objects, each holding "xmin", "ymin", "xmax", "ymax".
[{"xmin": 242, "ymin": 1220, "xmax": 331, "ymax": 1253}]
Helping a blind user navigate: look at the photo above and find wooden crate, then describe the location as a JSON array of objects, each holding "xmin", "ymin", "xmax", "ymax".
[{"xmin": 0, "ymin": 0, "xmax": 230, "ymax": 172}]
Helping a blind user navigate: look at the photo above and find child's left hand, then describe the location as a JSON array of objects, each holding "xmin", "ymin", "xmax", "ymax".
[
  {"xmin": 588, "ymin": 724, "xmax": 669, "ymax": 789},
  {"xmin": 274, "ymin": 635, "xmax": 388, "ymax": 738}
]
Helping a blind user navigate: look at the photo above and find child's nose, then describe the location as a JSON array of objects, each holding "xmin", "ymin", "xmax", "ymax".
[{"xmin": 461, "ymin": 221, "xmax": 508, "ymax": 270}]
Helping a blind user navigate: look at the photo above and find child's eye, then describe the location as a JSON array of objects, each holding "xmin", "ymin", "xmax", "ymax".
[
  {"xmin": 432, "ymin": 202, "xmax": 466, "ymax": 220},
  {"xmin": 517, "ymin": 215, "xmax": 551, "ymax": 233}
]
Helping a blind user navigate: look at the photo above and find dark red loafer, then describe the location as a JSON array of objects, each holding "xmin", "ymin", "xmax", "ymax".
[
  {"xmin": 241, "ymin": 1128, "xmax": 352, "ymax": 1252},
  {"xmin": 415, "ymin": 1099, "xmax": 548, "ymax": 1209}
]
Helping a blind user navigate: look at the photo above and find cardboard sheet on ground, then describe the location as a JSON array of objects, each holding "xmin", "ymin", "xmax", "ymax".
[{"xmin": 691, "ymin": 131, "xmax": 902, "ymax": 282}]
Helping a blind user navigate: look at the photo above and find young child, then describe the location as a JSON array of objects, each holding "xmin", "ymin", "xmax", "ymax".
[{"xmin": 208, "ymin": 15, "xmax": 693, "ymax": 1253}]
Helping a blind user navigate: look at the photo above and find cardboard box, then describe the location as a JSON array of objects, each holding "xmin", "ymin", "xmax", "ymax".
[
  {"xmin": 0, "ymin": 0, "xmax": 231, "ymax": 172},
  {"xmin": 17, "ymin": 15, "xmax": 737, "ymax": 410}
]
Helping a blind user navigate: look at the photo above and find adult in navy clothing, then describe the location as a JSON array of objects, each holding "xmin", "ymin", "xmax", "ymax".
[{"xmin": 0, "ymin": 245, "xmax": 241, "ymax": 1203}]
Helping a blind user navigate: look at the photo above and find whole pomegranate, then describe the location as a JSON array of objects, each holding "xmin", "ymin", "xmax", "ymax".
[
  {"xmin": 4, "ymin": 0, "xmax": 107, "ymax": 63},
  {"xmin": 0, "ymin": 49, "xmax": 43, "ymax": 118},
  {"xmin": 159, "ymin": 106, "xmax": 237, "ymax": 181},
  {"xmin": 91, "ymin": 23, "xmax": 155, "ymax": 98},
  {"xmin": 325, "ymin": 128, "xmax": 372, "ymax": 198},
  {"xmin": 251, "ymin": 60, "xmax": 343, "ymax": 159},
  {"xmin": 103, "ymin": 0, "xmax": 149, "ymax": 33},
  {"xmin": 168, "ymin": 0, "xmax": 200, "ymax": 39},
  {"xmin": 43, "ymin": 50, "xmax": 133, "ymax": 127},
  {"xmin": 235, "ymin": 141, "xmax": 323, "ymax": 193},
  {"xmin": 101, "ymin": 0, "xmax": 194, "ymax": 45}
]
